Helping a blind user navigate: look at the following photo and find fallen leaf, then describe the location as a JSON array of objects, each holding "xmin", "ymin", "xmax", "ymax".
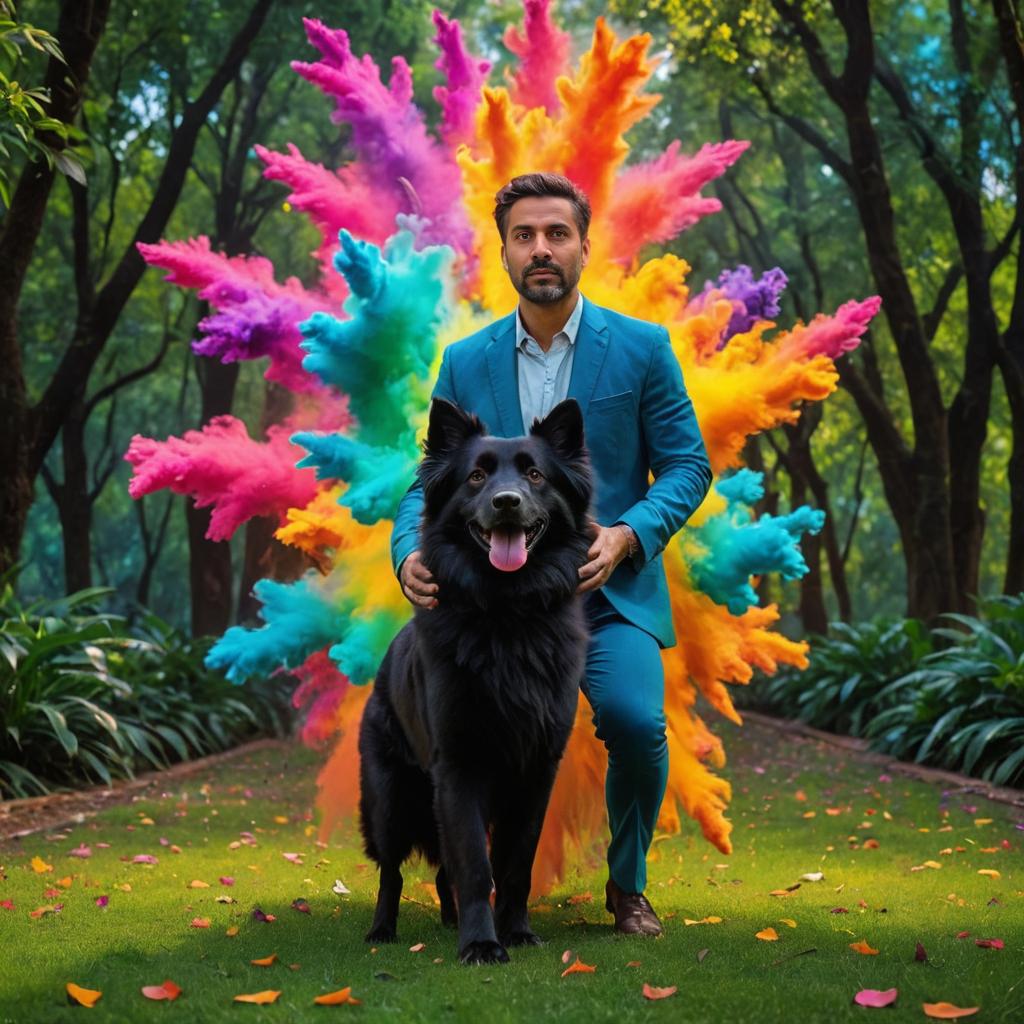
[
  {"xmin": 778, "ymin": 919, "xmax": 797, "ymax": 929},
  {"xmin": 252, "ymin": 907, "xmax": 276, "ymax": 923},
  {"xmin": 282, "ymin": 852, "xmax": 303, "ymax": 864},
  {"xmin": 849, "ymin": 940, "xmax": 879, "ymax": 955},
  {"xmin": 830, "ymin": 907, "xmax": 849, "ymax": 914},
  {"xmin": 251, "ymin": 953, "xmax": 278, "ymax": 967},
  {"xmin": 756, "ymin": 927, "xmax": 779, "ymax": 941},
  {"xmin": 115, "ymin": 883, "xmax": 131, "ymax": 892},
  {"xmin": 854, "ymin": 988, "xmax": 898, "ymax": 1008},
  {"xmin": 642, "ymin": 983, "xmax": 677, "ymax": 1000},
  {"xmin": 977, "ymin": 869, "xmax": 1000, "ymax": 879},
  {"xmin": 799, "ymin": 872, "xmax": 824, "ymax": 882},
  {"xmin": 567, "ymin": 892, "xmax": 592, "ymax": 905},
  {"xmin": 141, "ymin": 980, "xmax": 182, "ymax": 1001},
  {"xmin": 95, "ymin": 896, "xmax": 109, "ymax": 908},
  {"xmin": 226, "ymin": 926, "xmax": 240, "ymax": 937},
  {"xmin": 68, "ymin": 845, "xmax": 92, "ymax": 859},
  {"xmin": 769, "ymin": 889, "xmax": 791, "ymax": 897},
  {"xmin": 332, "ymin": 879, "xmax": 351, "ymax": 895},
  {"xmin": 216, "ymin": 895, "xmax": 237, "ymax": 904},
  {"xmin": 274, "ymin": 816, "xmax": 289, "ymax": 825},
  {"xmin": 31, "ymin": 856, "xmax": 52, "ymax": 874},
  {"xmin": 314, "ymin": 987, "xmax": 361, "ymax": 1005},
  {"xmin": 233, "ymin": 990, "xmax": 281, "ymax": 1005},
  {"xmin": 188, "ymin": 879, "xmax": 210, "ymax": 889},
  {"xmin": 66, "ymin": 983, "xmax": 102, "ymax": 1007},
  {"xmin": 132, "ymin": 855, "xmax": 158, "ymax": 865},
  {"xmin": 190, "ymin": 917, "xmax": 211, "ymax": 928},
  {"xmin": 561, "ymin": 957, "xmax": 596, "ymax": 977},
  {"xmin": 409, "ymin": 943, "xmax": 426, "ymax": 953},
  {"xmin": 697, "ymin": 949, "xmax": 710, "ymax": 963},
  {"xmin": 974, "ymin": 938, "xmax": 1004, "ymax": 950},
  {"xmin": 561, "ymin": 950, "xmax": 573, "ymax": 964},
  {"xmin": 922, "ymin": 1002, "xmax": 980, "ymax": 1019},
  {"xmin": 1, "ymin": 900, "xmax": 14, "ymax": 910},
  {"xmin": 625, "ymin": 960, "xmax": 641, "ymax": 968},
  {"xmin": 684, "ymin": 916, "xmax": 722, "ymax": 926},
  {"xmin": 29, "ymin": 904, "xmax": 61, "ymax": 919},
  {"xmin": 291, "ymin": 897, "xmax": 311, "ymax": 914},
  {"xmin": 973, "ymin": 818, "xmax": 992, "ymax": 826},
  {"xmin": 915, "ymin": 942, "xmax": 928, "ymax": 962},
  {"xmin": 220, "ymin": 876, "xmax": 235, "ymax": 886}
]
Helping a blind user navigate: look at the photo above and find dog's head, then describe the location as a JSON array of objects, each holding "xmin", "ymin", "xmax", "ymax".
[{"xmin": 418, "ymin": 398, "xmax": 592, "ymax": 581}]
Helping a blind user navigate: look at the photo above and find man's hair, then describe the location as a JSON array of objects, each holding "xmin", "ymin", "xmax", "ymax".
[{"xmin": 493, "ymin": 173, "xmax": 592, "ymax": 241}]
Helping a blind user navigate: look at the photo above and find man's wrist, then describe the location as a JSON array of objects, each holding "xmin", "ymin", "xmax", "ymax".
[{"xmin": 613, "ymin": 523, "xmax": 639, "ymax": 559}]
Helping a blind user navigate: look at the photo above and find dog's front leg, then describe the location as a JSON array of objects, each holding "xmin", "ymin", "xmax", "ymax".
[
  {"xmin": 433, "ymin": 765, "xmax": 509, "ymax": 965},
  {"xmin": 491, "ymin": 763, "xmax": 559, "ymax": 947}
]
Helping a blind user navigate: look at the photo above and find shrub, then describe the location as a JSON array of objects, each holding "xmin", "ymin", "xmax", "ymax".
[
  {"xmin": 741, "ymin": 594, "xmax": 1024, "ymax": 787},
  {"xmin": 0, "ymin": 578, "xmax": 294, "ymax": 799}
]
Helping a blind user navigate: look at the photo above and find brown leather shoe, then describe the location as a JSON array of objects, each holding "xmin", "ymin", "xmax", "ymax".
[{"xmin": 605, "ymin": 878, "xmax": 664, "ymax": 936}]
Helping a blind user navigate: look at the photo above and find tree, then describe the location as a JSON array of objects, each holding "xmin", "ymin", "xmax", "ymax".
[{"xmin": 621, "ymin": 0, "xmax": 1021, "ymax": 620}]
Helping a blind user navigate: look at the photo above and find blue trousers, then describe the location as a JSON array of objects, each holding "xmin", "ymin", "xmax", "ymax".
[{"xmin": 582, "ymin": 591, "xmax": 668, "ymax": 893}]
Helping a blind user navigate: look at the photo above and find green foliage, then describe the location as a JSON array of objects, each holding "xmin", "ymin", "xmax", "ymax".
[
  {"xmin": 0, "ymin": 575, "xmax": 294, "ymax": 799},
  {"xmin": 0, "ymin": 0, "xmax": 83, "ymax": 208},
  {"xmin": 740, "ymin": 595, "xmax": 1024, "ymax": 786}
]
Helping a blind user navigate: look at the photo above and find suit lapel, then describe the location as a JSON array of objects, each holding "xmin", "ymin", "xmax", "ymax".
[
  {"xmin": 486, "ymin": 312, "xmax": 525, "ymax": 436},
  {"xmin": 567, "ymin": 298, "xmax": 609, "ymax": 412}
]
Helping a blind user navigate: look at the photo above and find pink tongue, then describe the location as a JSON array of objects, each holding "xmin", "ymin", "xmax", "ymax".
[{"xmin": 489, "ymin": 527, "xmax": 528, "ymax": 572}]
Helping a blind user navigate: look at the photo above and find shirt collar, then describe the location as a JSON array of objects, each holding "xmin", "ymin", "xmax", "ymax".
[{"xmin": 515, "ymin": 293, "xmax": 584, "ymax": 350}]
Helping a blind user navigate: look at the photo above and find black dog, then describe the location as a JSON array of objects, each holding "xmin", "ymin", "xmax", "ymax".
[{"xmin": 358, "ymin": 397, "xmax": 593, "ymax": 964}]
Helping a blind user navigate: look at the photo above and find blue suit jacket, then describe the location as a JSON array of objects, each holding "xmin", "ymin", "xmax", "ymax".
[{"xmin": 390, "ymin": 298, "xmax": 712, "ymax": 648}]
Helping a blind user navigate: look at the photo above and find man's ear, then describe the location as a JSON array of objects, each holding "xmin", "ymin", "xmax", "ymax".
[
  {"xmin": 423, "ymin": 398, "xmax": 485, "ymax": 459},
  {"xmin": 581, "ymin": 235, "xmax": 590, "ymax": 271},
  {"xmin": 500, "ymin": 243, "xmax": 508, "ymax": 271},
  {"xmin": 531, "ymin": 399, "xmax": 585, "ymax": 461}
]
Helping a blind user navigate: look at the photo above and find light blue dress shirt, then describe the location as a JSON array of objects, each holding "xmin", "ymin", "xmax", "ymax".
[{"xmin": 515, "ymin": 294, "xmax": 584, "ymax": 429}]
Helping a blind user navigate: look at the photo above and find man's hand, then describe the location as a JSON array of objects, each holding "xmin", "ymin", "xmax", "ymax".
[
  {"xmin": 400, "ymin": 550, "xmax": 438, "ymax": 609},
  {"xmin": 577, "ymin": 523, "xmax": 632, "ymax": 594}
]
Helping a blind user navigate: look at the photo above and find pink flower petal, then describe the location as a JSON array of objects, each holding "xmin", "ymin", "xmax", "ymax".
[
  {"xmin": 132, "ymin": 854, "xmax": 159, "ymax": 865},
  {"xmin": 68, "ymin": 844, "xmax": 92, "ymax": 859},
  {"xmin": 854, "ymin": 988, "xmax": 899, "ymax": 1008},
  {"xmin": 95, "ymin": 895, "xmax": 109, "ymax": 908},
  {"xmin": 219, "ymin": 876, "xmax": 235, "ymax": 886}
]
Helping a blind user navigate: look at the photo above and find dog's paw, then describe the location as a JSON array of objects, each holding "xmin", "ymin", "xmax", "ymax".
[
  {"xmin": 364, "ymin": 925, "xmax": 398, "ymax": 944},
  {"xmin": 459, "ymin": 940, "xmax": 510, "ymax": 965},
  {"xmin": 500, "ymin": 929, "xmax": 543, "ymax": 948}
]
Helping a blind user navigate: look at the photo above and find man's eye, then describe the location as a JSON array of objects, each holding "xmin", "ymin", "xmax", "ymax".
[
  {"xmin": 469, "ymin": 469, "xmax": 486, "ymax": 483},
  {"xmin": 526, "ymin": 467, "xmax": 544, "ymax": 483}
]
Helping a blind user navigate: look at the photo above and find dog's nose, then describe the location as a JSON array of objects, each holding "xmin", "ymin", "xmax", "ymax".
[{"xmin": 491, "ymin": 490, "xmax": 522, "ymax": 511}]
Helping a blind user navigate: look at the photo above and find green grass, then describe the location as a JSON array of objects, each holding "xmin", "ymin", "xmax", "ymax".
[{"xmin": 0, "ymin": 718, "xmax": 1021, "ymax": 1023}]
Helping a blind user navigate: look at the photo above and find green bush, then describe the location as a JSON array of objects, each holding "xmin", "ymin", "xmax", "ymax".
[
  {"xmin": 0, "ymin": 578, "xmax": 294, "ymax": 799},
  {"xmin": 740, "ymin": 594, "xmax": 1024, "ymax": 787}
]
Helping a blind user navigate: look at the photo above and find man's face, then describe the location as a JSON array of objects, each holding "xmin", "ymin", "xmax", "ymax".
[{"xmin": 501, "ymin": 196, "xmax": 590, "ymax": 305}]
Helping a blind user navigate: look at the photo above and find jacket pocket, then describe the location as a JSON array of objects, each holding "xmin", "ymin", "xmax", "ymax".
[{"xmin": 588, "ymin": 390, "xmax": 634, "ymax": 414}]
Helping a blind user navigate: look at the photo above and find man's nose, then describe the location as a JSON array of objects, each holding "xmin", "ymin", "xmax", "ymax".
[
  {"xmin": 531, "ymin": 236, "xmax": 552, "ymax": 259},
  {"xmin": 492, "ymin": 490, "xmax": 522, "ymax": 511}
]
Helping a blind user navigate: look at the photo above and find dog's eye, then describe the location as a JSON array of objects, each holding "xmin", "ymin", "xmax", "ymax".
[
  {"xmin": 526, "ymin": 467, "xmax": 544, "ymax": 483},
  {"xmin": 468, "ymin": 469, "xmax": 486, "ymax": 484}
]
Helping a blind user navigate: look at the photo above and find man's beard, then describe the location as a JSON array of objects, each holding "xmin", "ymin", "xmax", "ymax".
[{"xmin": 514, "ymin": 259, "xmax": 580, "ymax": 304}]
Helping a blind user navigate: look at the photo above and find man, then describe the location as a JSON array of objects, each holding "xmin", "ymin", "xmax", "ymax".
[{"xmin": 391, "ymin": 172, "xmax": 711, "ymax": 935}]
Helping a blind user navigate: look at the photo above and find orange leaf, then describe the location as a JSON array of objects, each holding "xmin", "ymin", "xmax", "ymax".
[
  {"xmin": 57, "ymin": 876, "xmax": 73, "ymax": 888},
  {"xmin": 768, "ymin": 889, "xmax": 790, "ymax": 897},
  {"xmin": 141, "ymin": 980, "xmax": 182, "ymax": 1001},
  {"xmin": 31, "ymin": 856, "xmax": 52, "ymax": 874},
  {"xmin": 314, "ymin": 987, "xmax": 362, "ymax": 1006},
  {"xmin": 642, "ymin": 983, "xmax": 677, "ymax": 1000},
  {"xmin": 251, "ymin": 953, "xmax": 278, "ymax": 967},
  {"xmin": 188, "ymin": 879, "xmax": 210, "ymax": 889},
  {"xmin": 190, "ymin": 917, "xmax": 211, "ymax": 928},
  {"xmin": 778, "ymin": 919, "xmax": 797, "ymax": 928},
  {"xmin": 409, "ymin": 942, "xmax": 426, "ymax": 953},
  {"xmin": 561, "ymin": 957, "xmax": 597, "ymax": 977},
  {"xmin": 849, "ymin": 940, "xmax": 879, "ymax": 955},
  {"xmin": 66, "ymin": 983, "xmax": 102, "ymax": 1007},
  {"xmin": 567, "ymin": 892, "xmax": 593, "ymax": 905},
  {"xmin": 922, "ymin": 1003, "xmax": 980, "ymax": 1019},
  {"xmin": 626, "ymin": 961, "xmax": 642, "ymax": 968},
  {"xmin": 233, "ymin": 990, "xmax": 281, "ymax": 1004},
  {"xmin": 755, "ymin": 927, "xmax": 779, "ymax": 941},
  {"xmin": 226, "ymin": 926, "xmax": 239, "ymax": 937},
  {"xmin": 977, "ymin": 869, "xmax": 1000, "ymax": 879}
]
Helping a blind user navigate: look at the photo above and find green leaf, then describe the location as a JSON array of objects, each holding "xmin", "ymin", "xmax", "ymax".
[{"xmin": 26, "ymin": 700, "xmax": 78, "ymax": 757}]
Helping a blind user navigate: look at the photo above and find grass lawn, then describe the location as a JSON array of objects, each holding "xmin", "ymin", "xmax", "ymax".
[{"xmin": 0, "ymin": 716, "xmax": 1021, "ymax": 1023}]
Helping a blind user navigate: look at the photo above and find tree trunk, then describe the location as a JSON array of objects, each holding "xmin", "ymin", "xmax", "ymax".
[
  {"xmin": 58, "ymin": 404, "xmax": 94, "ymax": 593},
  {"xmin": 0, "ymin": 0, "xmax": 113, "ymax": 574}
]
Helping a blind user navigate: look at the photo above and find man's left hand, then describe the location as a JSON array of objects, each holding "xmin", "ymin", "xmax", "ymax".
[{"xmin": 577, "ymin": 522, "xmax": 632, "ymax": 594}]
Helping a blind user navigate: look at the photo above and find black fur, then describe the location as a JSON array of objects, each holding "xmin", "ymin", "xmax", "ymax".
[{"xmin": 358, "ymin": 398, "xmax": 593, "ymax": 965}]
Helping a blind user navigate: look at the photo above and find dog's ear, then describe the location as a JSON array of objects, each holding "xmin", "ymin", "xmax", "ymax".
[
  {"xmin": 423, "ymin": 398, "xmax": 485, "ymax": 458},
  {"xmin": 530, "ymin": 399, "xmax": 592, "ymax": 513},
  {"xmin": 530, "ymin": 399, "xmax": 584, "ymax": 461}
]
